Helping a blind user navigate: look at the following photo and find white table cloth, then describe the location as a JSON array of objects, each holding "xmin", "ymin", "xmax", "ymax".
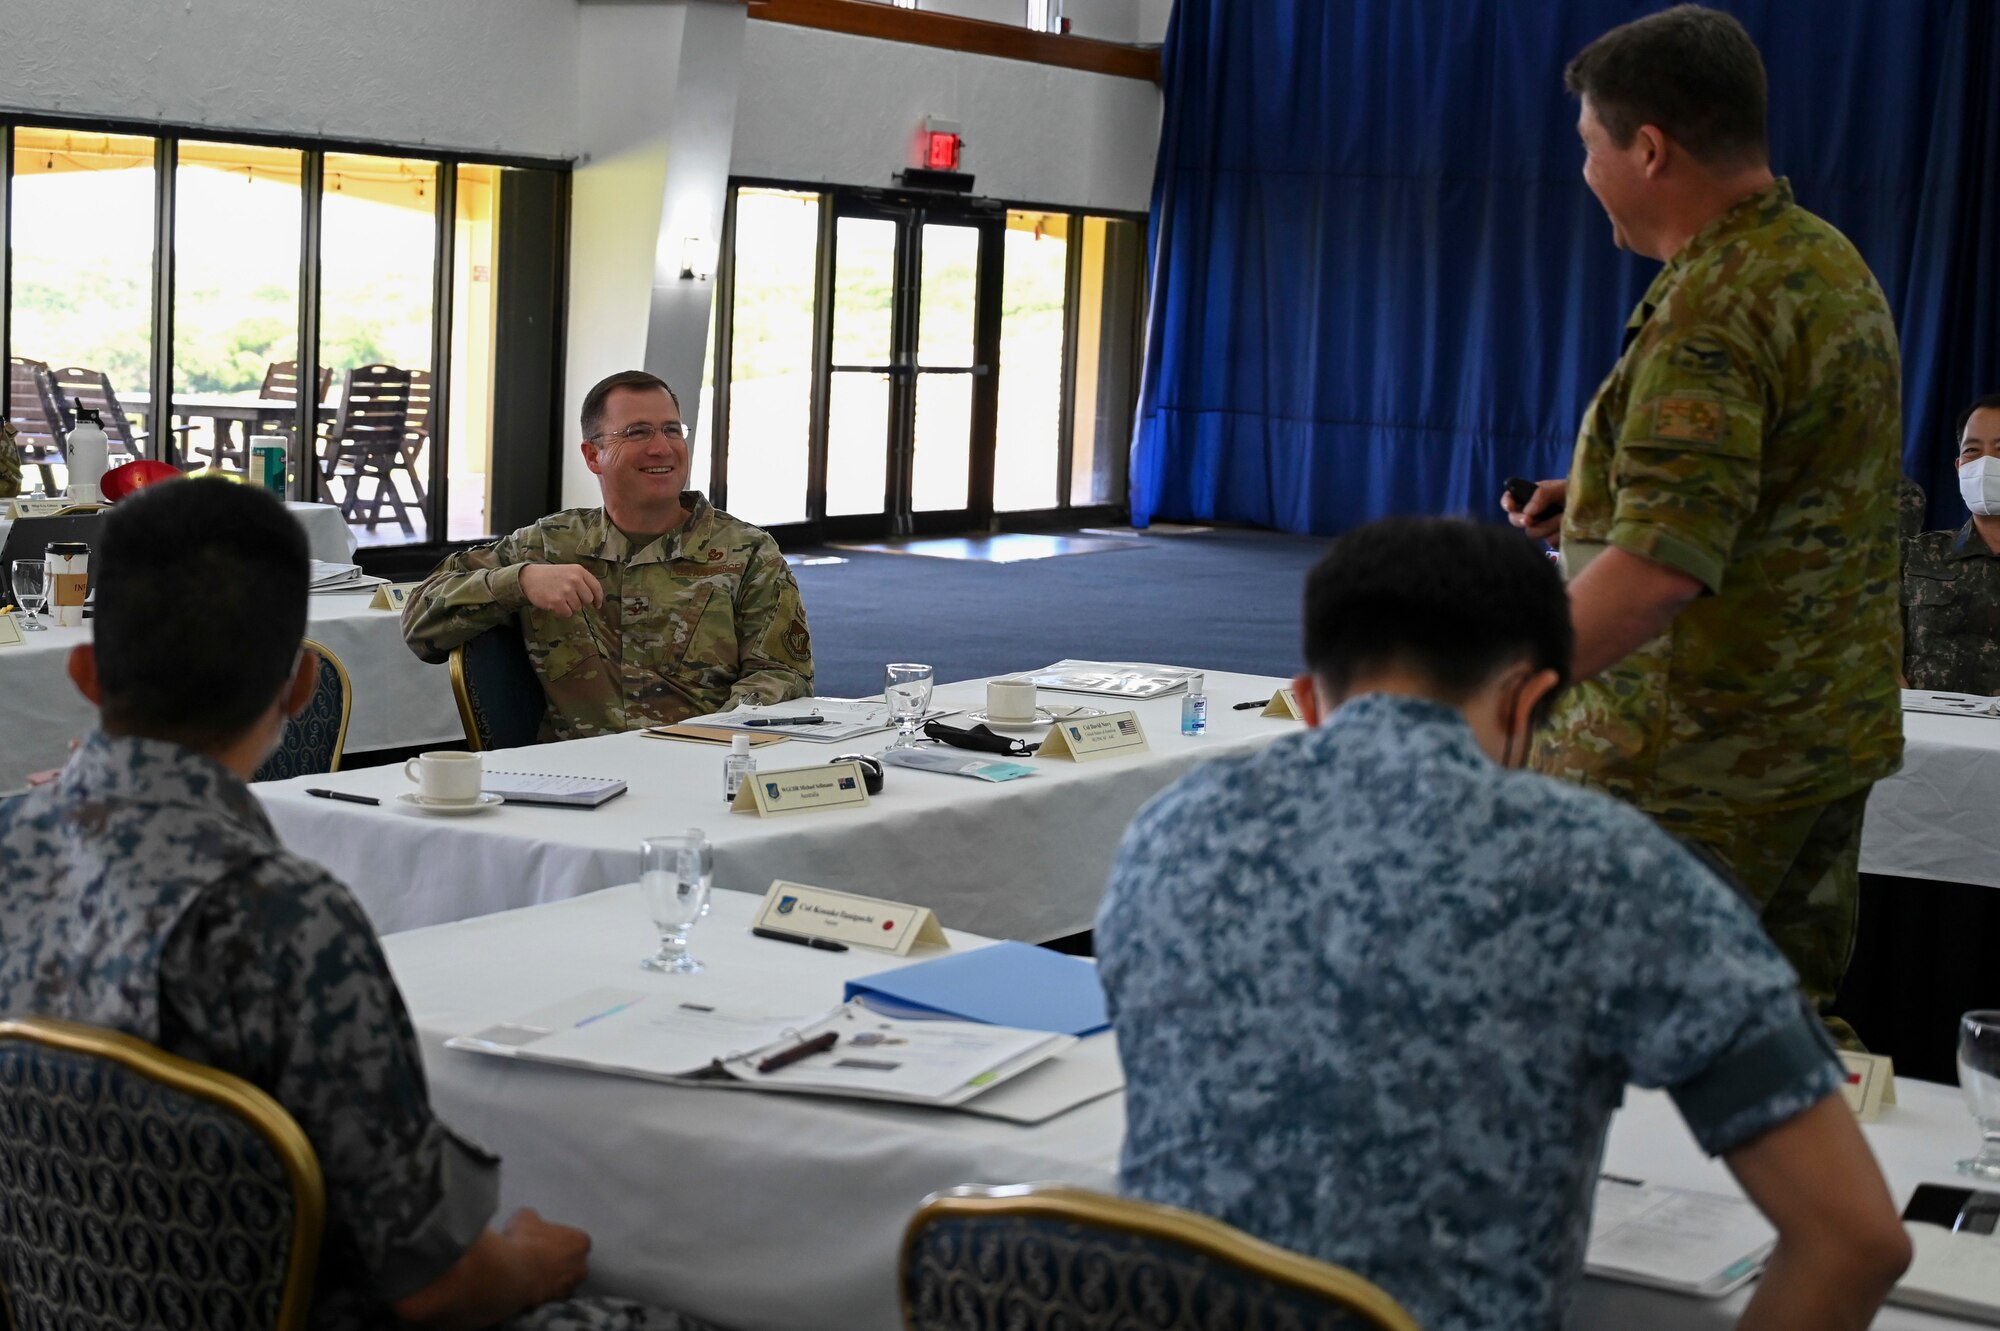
[
  {"xmin": 1, "ymin": 592, "xmax": 460, "ymax": 789},
  {"xmin": 388, "ymin": 883, "xmax": 1984, "ymax": 1331},
  {"xmin": 0, "ymin": 500, "xmax": 355, "ymax": 566},
  {"xmin": 260, "ymin": 670, "xmax": 1297, "ymax": 937},
  {"xmin": 1861, "ymin": 711, "xmax": 2000, "ymax": 888}
]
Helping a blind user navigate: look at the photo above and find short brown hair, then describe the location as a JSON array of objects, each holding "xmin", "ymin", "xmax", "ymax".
[
  {"xmin": 581, "ymin": 370, "xmax": 681, "ymax": 440},
  {"xmin": 1565, "ymin": 4, "xmax": 1768, "ymax": 172}
]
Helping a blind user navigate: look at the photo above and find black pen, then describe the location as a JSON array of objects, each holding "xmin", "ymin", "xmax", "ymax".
[
  {"xmin": 752, "ymin": 926, "xmax": 849, "ymax": 953},
  {"xmin": 307, "ymin": 788, "xmax": 380, "ymax": 806},
  {"xmin": 1233, "ymin": 698, "xmax": 1272, "ymax": 711},
  {"xmin": 741, "ymin": 716, "xmax": 829, "ymax": 727},
  {"xmin": 757, "ymin": 1030, "xmax": 838, "ymax": 1074}
]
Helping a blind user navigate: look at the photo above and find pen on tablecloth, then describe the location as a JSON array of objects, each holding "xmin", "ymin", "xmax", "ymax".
[
  {"xmin": 307, "ymin": 788, "xmax": 381, "ymax": 806},
  {"xmin": 1600, "ymin": 1173, "xmax": 1644, "ymax": 1187},
  {"xmin": 742, "ymin": 716, "xmax": 829, "ymax": 727},
  {"xmin": 757, "ymin": 1030, "xmax": 839, "ymax": 1074},
  {"xmin": 752, "ymin": 926, "xmax": 850, "ymax": 953},
  {"xmin": 1233, "ymin": 698, "xmax": 1272, "ymax": 711}
]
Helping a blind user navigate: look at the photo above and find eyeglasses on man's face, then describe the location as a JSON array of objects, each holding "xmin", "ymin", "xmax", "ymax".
[{"xmin": 594, "ymin": 421, "xmax": 688, "ymax": 446}]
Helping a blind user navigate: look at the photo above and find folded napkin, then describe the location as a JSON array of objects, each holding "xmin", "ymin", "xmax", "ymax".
[{"xmin": 922, "ymin": 719, "xmax": 1036, "ymax": 757}]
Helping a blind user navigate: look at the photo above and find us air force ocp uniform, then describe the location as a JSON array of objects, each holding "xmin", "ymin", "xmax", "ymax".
[
  {"xmin": 1534, "ymin": 180, "xmax": 1904, "ymax": 1034},
  {"xmin": 402, "ymin": 493, "xmax": 813, "ymax": 741}
]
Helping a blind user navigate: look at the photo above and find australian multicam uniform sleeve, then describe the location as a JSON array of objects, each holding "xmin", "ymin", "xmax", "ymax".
[{"xmin": 400, "ymin": 494, "xmax": 812, "ymax": 740}]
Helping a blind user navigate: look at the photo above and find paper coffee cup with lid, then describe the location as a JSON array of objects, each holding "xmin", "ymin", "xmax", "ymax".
[
  {"xmin": 985, "ymin": 677, "xmax": 1038, "ymax": 723},
  {"xmin": 46, "ymin": 541, "xmax": 89, "ymax": 628}
]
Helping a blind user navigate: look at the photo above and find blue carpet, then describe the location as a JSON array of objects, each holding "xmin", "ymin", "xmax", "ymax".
[{"xmin": 792, "ymin": 527, "xmax": 1330, "ymax": 697}]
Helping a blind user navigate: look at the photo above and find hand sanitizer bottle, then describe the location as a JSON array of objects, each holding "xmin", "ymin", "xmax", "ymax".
[
  {"xmin": 1180, "ymin": 674, "xmax": 1209, "ymax": 736},
  {"xmin": 724, "ymin": 733, "xmax": 756, "ymax": 803}
]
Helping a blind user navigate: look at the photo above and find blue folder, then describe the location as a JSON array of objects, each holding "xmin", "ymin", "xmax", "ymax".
[{"xmin": 844, "ymin": 941, "xmax": 1110, "ymax": 1038}]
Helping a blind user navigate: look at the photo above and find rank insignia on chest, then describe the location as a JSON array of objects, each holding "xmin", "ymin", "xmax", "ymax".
[{"xmin": 707, "ymin": 548, "xmax": 724, "ymax": 562}]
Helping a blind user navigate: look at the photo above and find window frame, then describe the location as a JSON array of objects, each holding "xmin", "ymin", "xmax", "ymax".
[{"xmin": 0, "ymin": 110, "xmax": 570, "ymax": 564}]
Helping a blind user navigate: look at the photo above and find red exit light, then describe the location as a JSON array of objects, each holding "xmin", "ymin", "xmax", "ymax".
[{"xmin": 925, "ymin": 131, "xmax": 962, "ymax": 170}]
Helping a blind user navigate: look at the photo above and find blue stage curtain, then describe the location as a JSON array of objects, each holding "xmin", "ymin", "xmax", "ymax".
[{"xmin": 1131, "ymin": 0, "xmax": 2000, "ymax": 535}]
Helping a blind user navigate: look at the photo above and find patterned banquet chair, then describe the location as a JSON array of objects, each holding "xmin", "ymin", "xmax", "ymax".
[
  {"xmin": 252, "ymin": 639, "xmax": 352, "ymax": 783},
  {"xmin": 0, "ymin": 1016, "xmax": 324, "ymax": 1331},
  {"xmin": 449, "ymin": 624, "xmax": 545, "ymax": 752},
  {"xmin": 901, "ymin": 1184, "xmax": 1422, "ymax": 1331}
]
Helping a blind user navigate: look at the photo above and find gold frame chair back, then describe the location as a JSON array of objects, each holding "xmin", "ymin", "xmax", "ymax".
[
  {"xmin": 901, "ymin": 1182, "xmax": 1422, "ymax": 1331},
  {"xmin": 0, "ymin": 1016, "xmax": 326, "ymax": 1331},
  {"xmin": 446, "ymin": 641, "xmax": 484, "ymax": 752},
  {"xmin": 302, "ymin": 637, "xmax": 353, "ymax": 773}
]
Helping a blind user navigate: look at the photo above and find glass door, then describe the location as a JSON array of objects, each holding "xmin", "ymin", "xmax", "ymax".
[{"xmin": 820, "ymin": 199, "xmax": 999, "ymax": 537}]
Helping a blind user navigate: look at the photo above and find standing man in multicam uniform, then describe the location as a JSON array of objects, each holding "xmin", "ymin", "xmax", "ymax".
[
  {"xmin": 403, "ymin": 370, "xmax": 812, "ymax": 741},
  {"xmin": 1504, "ymin": 6, "xmax": 1904, "ymax": 1042}
]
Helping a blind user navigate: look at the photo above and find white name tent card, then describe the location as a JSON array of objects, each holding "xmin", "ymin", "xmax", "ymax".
[
  {"xmin": 752, "ymin": 879, "xmax": 949, "ymax": 955},
  {"xmin": 0, "ymin": 615, "xmax": 21, "ymax": 648},
  {"xmin": 1839, "ymin": 1050, "xmax": 1897, "ymax": 1122},
  {"xmin": 1261, "ymin": 688, "xmax": 1303, "ymax": 720},
  {"xmin": 1037, "ymin": 710, "xmax": 1149, "ymax": 763},
  {"xmin": 370, "ymin": 582, "xmax": 418, "ymax": 610},
  {"xmin": 7, "ymin": 498, "xmax": 71, "ymax": 519},
  {"xmin": 731, "ymin": 761, "xmax": 872, "ymax": 817}
]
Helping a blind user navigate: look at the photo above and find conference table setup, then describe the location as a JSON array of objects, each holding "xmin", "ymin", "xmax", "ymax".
[
  {"xmin": 1861, "ymin": 705, "xmax": 2000, "ymax": 888},
  {"xmin": 256, "ymin": 666, "xmax": 1301, "ymax": 936}
]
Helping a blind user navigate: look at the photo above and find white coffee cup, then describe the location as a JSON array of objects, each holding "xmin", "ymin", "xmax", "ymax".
[
  {"xmin": 985, "ymin": 678, "xmax": 1038, "ymax": 723},
  {"xmin": 404, "ymin": 751, "xmax": 483, "ymax": 804}
]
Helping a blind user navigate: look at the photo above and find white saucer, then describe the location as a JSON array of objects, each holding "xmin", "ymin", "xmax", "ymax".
[
  {"xmin": 396, "ymin": 792, "xmax": 504, "ymax": 816},
  {"xmin": 966, "ymin": 706, "xmax": 1103, "ymax": 731}
]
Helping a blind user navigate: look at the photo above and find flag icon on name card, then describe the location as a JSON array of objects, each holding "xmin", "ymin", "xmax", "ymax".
[{"xmin": 838, "ymin": 776, "xmax": 857, "ymax": 790}]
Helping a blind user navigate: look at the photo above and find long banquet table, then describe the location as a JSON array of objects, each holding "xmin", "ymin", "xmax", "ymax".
[
  {"xmin": 387, "ymin": 882, "xmax": 1983, "ymax": 1331},
  {"xmin": 259, "ymin": 670, "xmax": 1298, "ymax": 936},
  {"xmin": 1, "ymin": 591, "xmax": 462, "ymax": 790},
  {"xmin": 1860, "ymin": 709, "xmax": 2000, "ymax": 889}
]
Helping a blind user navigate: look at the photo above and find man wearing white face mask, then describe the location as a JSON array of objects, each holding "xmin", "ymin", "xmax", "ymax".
[{"xmin": 1903, "ymin": 394, "xmax": 2000, "ymax": 694}]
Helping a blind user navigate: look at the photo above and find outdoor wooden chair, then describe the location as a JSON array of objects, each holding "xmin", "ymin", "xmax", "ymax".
[
  {"xmin": 0, "ymin": 1016, "xmax": 325, "ymax": 1331},
  {"xmin": 7, "ymin": 357, "xmax": 67, "ymax": 493},
  {"xmin": 901, "ymin": 1184, "xmax": 1423, "ymax": 1331},
  {"xmin": 49, "ymin": 365, "xmax": 195, "ymax": 466},
  {"xmin": 318, "ymin": 364, "xmax": 421, "ymax": 531},
  {"xmin": 231, "ymin": 359, "xmax": 338, "ymax": 470}
]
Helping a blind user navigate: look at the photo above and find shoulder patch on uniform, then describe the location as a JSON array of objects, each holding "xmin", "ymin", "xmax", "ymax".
[
  {"xmin": 783, "ymin": 616, "xmax": 810, "ymax": 661},
  {"xmin": 1652, "ymin": 395, "xmax": 1725, "ymax": 443}
]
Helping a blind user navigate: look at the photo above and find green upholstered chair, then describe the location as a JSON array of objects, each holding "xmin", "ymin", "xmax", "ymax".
[
  {"xmin": 448, "ymin": 624, "xmax": 544, "ymax": 751},
  {"xmin": 252, "ymin": 639, "xmax": 351, "ymax": 784},
  {"xmin": 0, "ymin": 1017, "xmax": 324, "ymax": 1331},
  {"xmin": 901, "ymin": 1184, "xmax": 1423, "ymax": 1331}
]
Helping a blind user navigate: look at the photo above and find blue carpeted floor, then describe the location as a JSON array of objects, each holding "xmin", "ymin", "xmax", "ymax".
[{"xmin": 791, "ymin": 527, "xmax": 1331, "ymax": 696}]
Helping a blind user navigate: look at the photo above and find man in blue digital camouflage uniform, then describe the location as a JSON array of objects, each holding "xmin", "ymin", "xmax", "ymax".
[
  {"xmin": 0, "ymin": 480, "xmax": 702, "ymax": 1331},
  {"xmin": 1097, "ymin": 518, "xmax": 1909, "ymax": 1331}
]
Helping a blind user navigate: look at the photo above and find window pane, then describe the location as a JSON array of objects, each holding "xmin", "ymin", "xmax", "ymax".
[
  {"xmin": 448, "ymin": 163, "xmax": 499, "ymax": 540},
  {"xmin": 725, "ymin": 189, "xmax": 821, "ymax": 526},
  {"xmin": 912, "ymin": 372, "xmax": 971, "ymax": 512},
  {"xmin": 171, "ymin": 141, "xmax": 304, "ymax": 484},
  {"xmin": 1071, "ymin": 215, "xmax": 1142, "ymax": 508},
  {"xmin": 826, "ymin": 372, "xmax": 890, "ymax": 517},
  {"xmin": 916, "ymin": 223, "xmax": 977, "ymax": 367},
  {"xmin": 832, "ymin": 215, "xmax": 895, "ymax": 365},
  {"xmin": 995, "ymin": 211, "xmax": 1067, "ymax": 511},
  {"xmin": 11, "ymin": 128, "xmax": 156, "ymax": 487},
  {"xmin": 317, "ymin": 153, "xmax": 437, "ymax": 545},
  {"xmin": 693, "ymin": 279, "xmax": 717, "ymax": 497}
]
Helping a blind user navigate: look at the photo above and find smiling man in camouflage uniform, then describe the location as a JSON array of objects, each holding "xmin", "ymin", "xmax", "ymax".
[
  {"xmin": 403, "ymin": 370, "xmax": 812, "ymax": 741},
  {"xmin": 1505, "ymin": 6, "xmax": 1903, "ymax": 1040}
]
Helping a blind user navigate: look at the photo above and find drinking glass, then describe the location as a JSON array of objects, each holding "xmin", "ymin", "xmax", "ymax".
[
  {"xmin": 885, "ymin": 662, "xmax": 935, "ymax": 750},
  {"xmin": 9, "ymin": 560, "xmax": 47, "ymax": 631},
  {"xmin": 640, "ymin": 833, "xmax": 711, "ymax": 974},
  {"xmin": 1959, "ymin": 1011, "xmax": 2000, "ymax": 1178}
]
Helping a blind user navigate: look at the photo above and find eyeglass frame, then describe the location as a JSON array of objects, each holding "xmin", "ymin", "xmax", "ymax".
[{"xmin": 588, "ymin": 421, "xmax": 689, "ymax": 446}]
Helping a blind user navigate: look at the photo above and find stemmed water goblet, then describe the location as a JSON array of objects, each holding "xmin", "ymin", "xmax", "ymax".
[
  {"xmin": 884, "ymin": 663, "xmax": 935, "ymax": 749},
  {"xmin": 1958, "ymin": 1010, "xmax": 2000, "ymax": 1178},
  {"xmin": 9, "ymin": 560, "xmax": 47, "ymax": 631},
  {"xmin": 640, "ymin": 831, "xmax": 712, "ymax": 974}
]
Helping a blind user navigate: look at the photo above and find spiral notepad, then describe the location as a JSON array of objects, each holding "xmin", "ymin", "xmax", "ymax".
[{"xmin": 480, "ymin": 771, "xmax": 627, "ymax": 808}]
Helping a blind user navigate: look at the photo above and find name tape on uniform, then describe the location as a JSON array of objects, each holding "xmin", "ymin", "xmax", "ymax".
[
  {"xmin": 752, "ymin": 879, "xmax": 948, "ymax": 954},
  {"xmin": 731, "ymin": 760, "xmax": 872, "ymax": 818},
  {"xmin": 1261, "ymin": 688, "xmax": 1303, "ymax": 720},
  {"xmin": 1839, "ymin": 1051, "xmax": 1896, "ymax": 1122},
  {"xmin": 371, "ymin": 582, "xmax": 418, "ymax": 611},
  {"xmin": 1037, "ymin": 710, "xmax": 1148, "ymax": 763}
]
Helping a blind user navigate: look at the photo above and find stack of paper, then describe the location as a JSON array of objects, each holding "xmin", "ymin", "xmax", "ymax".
[
  {"xmin": 308, "ymin": 560, "xmax": 385, "ymax": 593},
  {"xmin": 445, "ymin": 988, "xmax": 1072, "ymax": 1110},
  {"xmin": 1902, "ymin": 690, "xmax": 2000, "ymax": 717},
  {"xmin": 1585, "ymin": 1178, "xmax": 1774, "ymax": 1297},
  {"xmin": 480, "ymin": 771, "xmax": 627, "ymax": 808},
  {"xmin": 681, "ymin": 697, "xmax": 953, "ymax": 743},
  {"xmin": 1024, "ymin": 660, "xmax": 1200, "ymax": 699}
]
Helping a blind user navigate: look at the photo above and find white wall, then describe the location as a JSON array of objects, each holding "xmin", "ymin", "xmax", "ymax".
[
  {"xmin": 0, "ymin": 0, "xmax": 577, "ymax": 159},
  {"xmin": 731, "ymin": 21, "xmax": 1161, "ymax": 213}
]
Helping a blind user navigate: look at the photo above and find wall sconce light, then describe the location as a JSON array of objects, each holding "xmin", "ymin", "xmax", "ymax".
[{"xmin": 678, "ymin": 234, "xmax": 715, "ymax": 281}]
